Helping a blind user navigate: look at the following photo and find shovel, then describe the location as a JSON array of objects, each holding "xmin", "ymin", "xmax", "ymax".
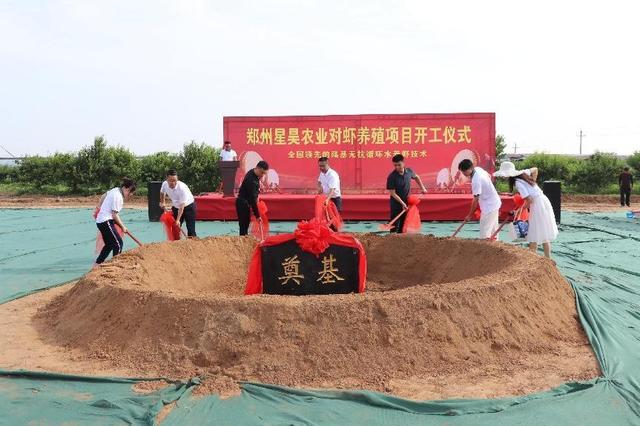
[
  {"xmin": 125, "ymin": 230, "xmax": 144, "ymax": 247},
  {"xmin": 490, "ymin": 207, "xmax": 524, "ymax": 240},
  {"xmin": 451, "ymin": 219, "xmax": 469, "ymax": 238},
  {"xmin": 179, "ymin": 227, "xmax": 188, "ymax": 239},
  {"xmin": 378, "ymin": 207, "xmax": 408, "ymax": 231}
]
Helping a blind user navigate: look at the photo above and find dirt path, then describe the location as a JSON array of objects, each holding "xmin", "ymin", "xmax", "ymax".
[{"xmin": 0, "ymin": 194, "xmax": 147, "ymax": 209}]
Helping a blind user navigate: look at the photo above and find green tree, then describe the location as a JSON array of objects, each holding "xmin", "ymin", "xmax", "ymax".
[
  {"xmin": 0, "ymin": 164, "xmax": 17, "ymax": 182},
  {"xmin": 16, "ymin": 153, "xmax": 77, "ymax": 190},
  {"xmin": 179, "ymin": 141, "xmax": 220, "ymax": 194},
  {"xmin": 109, "ymin": 145, "xmax": 139, "ymax": 186},
  {"xmin": 627, "ymin": 151, "xmax": 640, "ymax": 178},
  {"xmin": 572, "ymin": 152, "xmax": 624, "ymax": 193},
  {"xmin": 495, "ymin": 134, "xmax": 507, "ymax": 165},
  {"xmin": 75, "ymin": 136, "xmax": 110, "ymax": 188},
  {"xmin": 17, "ymin": 156, "xmax": 51, "ymax": 188},
  {"xmin": 139, "ymin": 152, "xmax": 182, "ymax": 184},
  {"xmin": 75, "ymin": 136, "xmax": 138, "ymax": 190},
  {"xmin": 519, "ymin": 153, "xmax": 580, "ymax": 184},
  {"xmin": 49, "ymin": 153, "xmax": 78, "ymax": 190}
]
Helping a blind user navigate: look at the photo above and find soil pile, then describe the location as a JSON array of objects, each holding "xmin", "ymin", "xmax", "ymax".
[{"xmin": 35, "ymin": 234, "xmax": 598, "ymax": 398}]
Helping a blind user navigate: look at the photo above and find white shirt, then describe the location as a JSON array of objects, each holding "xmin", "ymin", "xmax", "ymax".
[
  {"xmin": 471, "ymin": 166, "xmax": 501, "ymax": 214},
  {"xmin": 220, "ymin": 149, "xmax": 237, "ymax": 161},
  {"xmin": 96, "ymin": 187, "xmax": 124, "ymax": 223},
  {"xmin": 161, "ymin": 180, "xmax": 195, "ymax": 207},
  {"xmin": 318, "ymin": 168, "xmax": 341, "ymax": 198},
  {"xmin": 516, "ymin": 169, "xmax": 543, "ymax": 199}
]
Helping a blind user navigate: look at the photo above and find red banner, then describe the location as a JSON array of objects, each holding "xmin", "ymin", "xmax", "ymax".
[{"xmin": 224, "ymin": 113, "xmax": 495, "ymax": 194}]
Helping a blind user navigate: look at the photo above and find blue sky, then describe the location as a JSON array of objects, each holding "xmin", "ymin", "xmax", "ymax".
[{"xmin": 1, "ymin": 0, "xmax": 638, "ymax": 156}]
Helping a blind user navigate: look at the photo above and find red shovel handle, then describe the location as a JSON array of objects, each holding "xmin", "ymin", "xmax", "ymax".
[
  {"xmin": 490, "ymin": 207, "xmax": 524, "ymax": 240},
  {"xmin": 451, "ymin": 219, "xmax": 468, "ymax": 238},
  {"xmin": 125, "ymin": 231, "xmax": 143, "ymax": 247},
  {"xmin": 378, "ymin": 207, "xmax": 408, "ymax": 231}
]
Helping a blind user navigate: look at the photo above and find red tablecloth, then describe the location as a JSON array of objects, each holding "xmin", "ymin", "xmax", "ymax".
[{"xmin": 195, "ymin": 193, "xmax": 516, "ymax": 221}]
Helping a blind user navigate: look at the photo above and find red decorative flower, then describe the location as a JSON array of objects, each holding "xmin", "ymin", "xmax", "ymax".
[{"xmin": 294, "ymin": 219, "xmax": 332, "ymax": 256}]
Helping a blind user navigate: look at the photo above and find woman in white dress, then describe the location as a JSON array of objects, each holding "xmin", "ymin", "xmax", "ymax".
[{"xmin": 494, "ymin": 162, "xmax": 558, "ymax": 258}]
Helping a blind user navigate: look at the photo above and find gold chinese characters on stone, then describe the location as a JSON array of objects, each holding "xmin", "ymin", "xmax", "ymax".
[
  {"xmin": 278, "ymin": 255, "xmax": 304, "ymax": 286},
  {"xmin": 317, "ymin": 254, "xmax": 345, "ymax": 285}
]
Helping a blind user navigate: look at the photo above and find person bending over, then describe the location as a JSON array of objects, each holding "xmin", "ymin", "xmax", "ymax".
[
  {"xmin": 386, "ymin": 154, "xmax": 427, "ymax": 233},
  {"xmin": 494, "ymin": 161, "xmax": 558, "ymax": 258},
  {"xmin": 160, "ymin": 169, "xmax": 197, "ymax": 237},
  {"xmin": 458, "ymin": 159, "xmax": 502, "ymax": 239},
  {"xmin": 236, "ymin": 160, "xmax": 269, "ymax": 236},
  {"xmin": 94, "ymin": 178, "xmax": 136, "ymax": 265}
]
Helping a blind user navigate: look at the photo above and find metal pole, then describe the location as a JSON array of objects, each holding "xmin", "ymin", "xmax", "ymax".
[{"xmin": 579, "ymin": 130, "xmax": 582, "ymax": 155}]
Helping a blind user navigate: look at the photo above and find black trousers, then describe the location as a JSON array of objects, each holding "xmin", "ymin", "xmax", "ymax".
[
  {"xmin": 172, "ymin": 202, "xmax": 197, "ymax": 237},
  {"xmin": 96, "ymin": 220, "xmax": 123, "ymax": 264},
  {"xmin": 327, "ymin": 197, "xmax": 342, "ymax": 232},
  {"xmin": 620, "ymin": 188, "xmax": 631, "ymax": 206},
  {"xmin": 390, "ymin": 201, "xmax": 406, "ymax": 233},
  {"xmin": 236, "ymin": 198, "xmax": 251, "ymax": 236},
  {"xmin": 330, "ymin": 197, "xmax": 342, "ymax": 212}
]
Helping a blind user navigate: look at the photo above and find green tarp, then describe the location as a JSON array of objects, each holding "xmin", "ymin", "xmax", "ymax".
[
  {"xmin": 0, "ymin": 371, "xmax": 197, "ymax": 425},
  {"xmin": 1, "ymin": 208, "xmax": 640, "ymax": 425}
]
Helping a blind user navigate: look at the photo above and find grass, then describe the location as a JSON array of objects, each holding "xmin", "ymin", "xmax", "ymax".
[
  {"xmin": 0, "ymin": 182, "xmax": 74, "ymax": 196},
  {"xmin": 0, "ymin": 182, "xmax": 149, "ymax": 196}
]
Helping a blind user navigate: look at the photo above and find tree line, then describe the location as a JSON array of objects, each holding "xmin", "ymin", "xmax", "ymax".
[
  {"xmin": 0, "ymin": 136, "xmax": 638, "ymax": 195},
  {"xmin": 0, "ymin": 136, "xmax": 221, "ymax": 195}
]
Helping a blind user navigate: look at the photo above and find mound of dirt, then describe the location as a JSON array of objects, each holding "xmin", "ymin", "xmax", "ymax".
[{"xmin": 35, "ymin": 234, "xmax": 598, "ymax": 398}]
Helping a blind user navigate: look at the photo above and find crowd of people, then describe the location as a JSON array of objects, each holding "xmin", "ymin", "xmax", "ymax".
[{"xmin": 93, "ymin": 141, "xmax": 565, "ymax": 265}]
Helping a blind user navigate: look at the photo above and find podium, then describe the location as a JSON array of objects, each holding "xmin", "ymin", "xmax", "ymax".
[
  {"xmin": 147, "ymin": 181, "xmax": 163, "ymax": 222},
  {"xmin": 543, "ymin": 181, "xmax": 561, "ymax": 224},
  {"xmin": 218, "ymin": 160, "xmax": 239, "ymax": 197}
]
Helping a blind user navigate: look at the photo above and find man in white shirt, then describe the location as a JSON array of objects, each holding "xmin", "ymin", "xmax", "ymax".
[
  {"xmin": 160, "ymin": 169, "xmax": 197, "ymax": 237},
  {"xmin": 458, "ymin": 159, "xmax": 502, "ymax": 239},
  {"xmin": 220, "ymin": 141, "xmax": 238, "ymax": 161},
  {"xmin": 317, "ymin": 156, "xmax": 342, "ymax": 212}
]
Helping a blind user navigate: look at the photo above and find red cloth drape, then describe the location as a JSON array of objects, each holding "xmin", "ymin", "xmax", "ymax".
[
  {"xmin": 160, "ymin": 211, "xmax": 181, "ymax": 241},
  {"xmin": 513, "ymin": 194, "xmax": 530, "ymax": 221},
  {"xmin": 245, "ymin": 220, "xmax": 367, "ymax": 295},
  {"xmin": 402, "ymin": 195, "xmax": 422, "ymax": 233},
  {"xmin": 314, "ymin": 195, "xmax": 344, "ymax": 231},
  {"xmin": 473, "ymin": 207, "xmax": 481, "ymax": 220},
  {"xmin": 249, "ymin": 200, "xmax": 270, "ymax": 240}
]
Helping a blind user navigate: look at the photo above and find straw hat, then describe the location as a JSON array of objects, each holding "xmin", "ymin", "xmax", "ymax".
[{"xmin": 493, "ymin": 161, "xmax": 521, "ymax": 177}]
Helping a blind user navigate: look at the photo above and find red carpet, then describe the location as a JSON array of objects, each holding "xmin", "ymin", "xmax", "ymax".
[{"xmin": 195, "ymin": 193, "xmax": 517, "ymax": 221}]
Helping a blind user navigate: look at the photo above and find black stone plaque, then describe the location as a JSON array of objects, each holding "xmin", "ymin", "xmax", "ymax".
[{"xmin": 261, "ymin": 240, "xmax": 360, "ymax": 295}]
